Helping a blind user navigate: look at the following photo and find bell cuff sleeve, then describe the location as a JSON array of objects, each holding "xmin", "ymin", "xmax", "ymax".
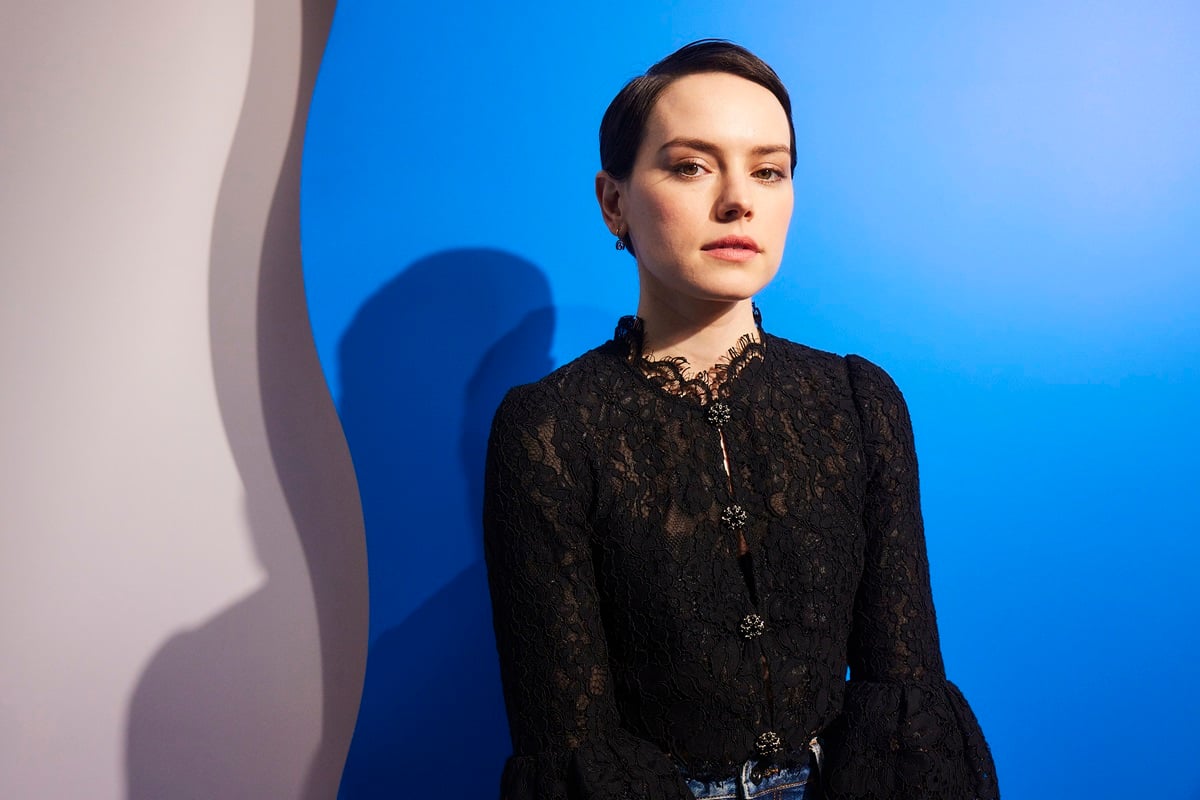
[
  {"xmin": 499, "ymin": 752, "xmax": 570, "ymax": 800},
  {"xmin": 822, "ymin": 679, "xmax": 1000, "ymax": 800}
]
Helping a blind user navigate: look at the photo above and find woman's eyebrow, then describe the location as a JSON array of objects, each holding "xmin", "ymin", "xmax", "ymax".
[{"xmin": 659, "ymin": 138, "xmax": 791, "ymax": 158}]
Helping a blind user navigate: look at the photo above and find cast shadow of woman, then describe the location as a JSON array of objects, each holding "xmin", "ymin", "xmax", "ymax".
[{"xmin": 335, "ymin": 248, "xmax": 556, "ymax": 798}]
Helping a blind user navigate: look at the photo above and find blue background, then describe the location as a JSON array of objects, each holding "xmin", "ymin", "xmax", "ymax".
[{"xmin": 301, "ymin": 3, "xmax": 1200, "ymax": 797}]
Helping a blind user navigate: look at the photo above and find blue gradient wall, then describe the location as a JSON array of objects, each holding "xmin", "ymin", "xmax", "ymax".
[{"xmin": 302, "ymin": 3, "xmax": 1200, "ymax": 798}]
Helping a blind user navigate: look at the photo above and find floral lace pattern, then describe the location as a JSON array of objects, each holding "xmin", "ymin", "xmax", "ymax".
[
  {"xmin": 483, "ymin": 317, "xmax": 999, "ymax": 800},
  {"xmin": 615, "ymin": 314, "xmax": 766, "ymax": 404}
]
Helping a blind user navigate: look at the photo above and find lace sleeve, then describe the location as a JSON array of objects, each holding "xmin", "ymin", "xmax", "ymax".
[
  {"xmin": 483, "ymin": 384, "xmax": 693, "ymax": 800},
  {"xmin": 821, "ymin": 355, "xmax": 1000, "ymax": 799}
]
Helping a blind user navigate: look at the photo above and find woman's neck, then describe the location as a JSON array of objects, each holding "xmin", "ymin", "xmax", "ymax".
[{"xmin": 634, "ymin": 294, "xmax": 760, "ymax": 371}]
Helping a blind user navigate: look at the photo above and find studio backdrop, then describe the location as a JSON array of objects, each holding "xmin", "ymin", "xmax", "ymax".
[{"xmin": 301, "ymin": 3, "xmax": 1200, "ymax": 798}]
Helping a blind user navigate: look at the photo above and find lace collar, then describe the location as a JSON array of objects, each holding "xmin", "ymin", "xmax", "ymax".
[{"xmin": 613, "ymin": 305, "xmax": 767, "ymax": 404}]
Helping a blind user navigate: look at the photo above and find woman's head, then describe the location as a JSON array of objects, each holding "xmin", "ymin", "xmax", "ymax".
[{"xmin": 596, "ymin": 41, "xmax": 795, "ymax": 312}]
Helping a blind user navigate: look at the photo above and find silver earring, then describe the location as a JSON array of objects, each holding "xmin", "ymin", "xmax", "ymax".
[{"xmin": 614, "ymin": 228, "xmax": 626, "ymax": 251}]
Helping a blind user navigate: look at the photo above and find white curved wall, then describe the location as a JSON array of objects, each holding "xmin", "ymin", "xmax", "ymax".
[{"xmin": 0, "ymin": 2, "xmax": 366, "ymax": 797}]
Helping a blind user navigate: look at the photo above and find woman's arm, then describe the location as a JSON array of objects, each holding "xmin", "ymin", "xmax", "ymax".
[
  {"xmin": 844, "ymin": 354, "xmax": 945, "ymax": 684},
  {"xmin": 483, "ymin": 384, "xmax": 693, "ymax": 800},
  {"xmin": 822, "ymin": 355, "xmax": 999, "ymax": 800}
]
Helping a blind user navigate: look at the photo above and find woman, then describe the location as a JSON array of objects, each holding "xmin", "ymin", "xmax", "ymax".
[{"xmin": 483, "ymin": 40, "xmax": 999, "ymax": 800}]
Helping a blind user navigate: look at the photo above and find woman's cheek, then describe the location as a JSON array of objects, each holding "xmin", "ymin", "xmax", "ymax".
[{"xmin": 646, "ymin": 195, "xmax": 692, "ymax": 238}]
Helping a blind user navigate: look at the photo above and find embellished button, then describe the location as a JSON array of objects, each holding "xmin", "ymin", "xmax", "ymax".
[
  {"xmin": 706, "ymin": 401, "xmax": 731, "ymax": 427},
  {"xmin": 721, "ymin": 504, "xmax": 747, "ymax": 529},
  {"xmin": 739, "ymin": 613, "xmax": 766, "ymax": 639},
  {"xmin": 756, "ymin": 730, "xmax": 783, "ymax": 756}
]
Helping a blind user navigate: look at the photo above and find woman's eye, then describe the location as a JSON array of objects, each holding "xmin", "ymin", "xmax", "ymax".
[
  {"xmin": 673, "ymin": 162, "xmax": 704, "ymax": 177},
  {"xmin": 753, "ymin": 167, "xmax": 787, "ymax": 182}
]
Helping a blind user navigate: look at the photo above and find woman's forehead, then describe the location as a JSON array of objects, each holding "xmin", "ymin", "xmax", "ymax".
[{"xmin": 644, "ymin": 73, "xmax": 791, "ymax": 148}]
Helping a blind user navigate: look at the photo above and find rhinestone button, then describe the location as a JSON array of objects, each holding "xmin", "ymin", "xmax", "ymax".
[
  {"xmin": 756, "ymin": 730, "xmax": 783, "ymax": 756},
  {"xmin": 721, "ymin": 504, "xmax": 747, "ymax": 530},
  {"xmin": 739, "ymin": 613, "xmax": 766, "ymax": 639},
  {"xmin": 706, "ymin": 401, "xmax": 731, "ymax": 427}
]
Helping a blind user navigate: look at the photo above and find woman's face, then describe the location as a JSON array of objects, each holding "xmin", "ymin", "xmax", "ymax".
[{"xmin": 599, "ymin": 72, "xmax": 794, "ymax": 311}]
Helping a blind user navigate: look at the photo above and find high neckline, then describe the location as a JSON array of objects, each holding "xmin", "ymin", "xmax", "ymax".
[{"xmin": 613, "ymin": 307, "xmax": 767, "ymax": 405}]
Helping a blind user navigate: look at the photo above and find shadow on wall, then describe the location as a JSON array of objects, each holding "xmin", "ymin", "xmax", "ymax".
[
  {"xmin": 335, "ymin": 249, "xmax": 555, "ymax": 797},
  {"xmin": 127, "ymin": 0, "xmax": 367, "ymax": 798},
  {"xmin": 125, "ymin": 495, "xmax": 322, "ymax": 799}
]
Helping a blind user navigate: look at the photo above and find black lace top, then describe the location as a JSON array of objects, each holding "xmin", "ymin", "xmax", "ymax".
[{"xmin": 483, "ymin": 315, "xmax": 999, "ymax": 800}]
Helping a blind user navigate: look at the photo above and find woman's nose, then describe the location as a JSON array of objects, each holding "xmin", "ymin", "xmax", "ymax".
[{"xmin": 716, "ymin": 176, "xmax": 753, "ymax": 221}]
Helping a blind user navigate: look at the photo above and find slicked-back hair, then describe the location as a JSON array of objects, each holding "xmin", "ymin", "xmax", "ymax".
[
  {"xmin": 599, "ymin": 40, "xmax": 796, "ymax": 255},
  {"xmin": 599, "ymin": 40, "xmax": 796, "ymax": 178}
]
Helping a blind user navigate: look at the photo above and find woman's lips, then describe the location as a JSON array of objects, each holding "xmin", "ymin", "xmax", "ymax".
[{"xmin": 702, "ymin": 235, "xmax": 760, "ymax": 262}]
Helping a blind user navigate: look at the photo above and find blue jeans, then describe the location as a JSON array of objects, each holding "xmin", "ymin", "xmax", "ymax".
[{"xmin": 683, "ymin": 759, "xmax": 813, "ymax": 800}]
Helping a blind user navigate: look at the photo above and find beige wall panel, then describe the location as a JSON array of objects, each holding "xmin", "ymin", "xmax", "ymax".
[{"xmin": 0, "ymin": 2, "xmax": 366, "ymax": 797}]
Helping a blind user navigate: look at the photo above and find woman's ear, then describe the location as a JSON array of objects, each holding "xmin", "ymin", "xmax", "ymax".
[{"xmin": 595, "ymin": 170, "xmax": 624, "ymax": 235}]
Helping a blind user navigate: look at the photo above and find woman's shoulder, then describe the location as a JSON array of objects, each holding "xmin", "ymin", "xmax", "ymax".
[
  {"xmin": 765, "ymin": 333, "xmax": 844, "ymax": 366},
  {"xmin": 492, "ymin": 342, "xmax": 622, "ymax": 430},
  {"xmin": 764, "ymin": 335, "xmax": 908, "ymax": 419},
  {"xmin": 767, "ymin": 334, "xmax": 898, "ymax": 386}
]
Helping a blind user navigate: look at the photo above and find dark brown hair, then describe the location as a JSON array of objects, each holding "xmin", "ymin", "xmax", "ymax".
[
  {"xmin": 599, "ymin": 40, "xmax": 796, "ymax": 254},
  {"xmin": 600, "ymin": 39, "xmax": 796, "ymax": 179}
]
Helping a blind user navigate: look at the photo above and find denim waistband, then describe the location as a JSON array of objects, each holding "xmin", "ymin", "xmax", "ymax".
[
  {"xmin": 678, "ymin": 735, "xmax": 823, "ymax": 783},
  {"xmin": 682, "ymin": 752, "xmax": 815, "ymax": 800}
]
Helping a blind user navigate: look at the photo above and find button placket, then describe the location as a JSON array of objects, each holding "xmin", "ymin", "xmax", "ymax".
[{"xmin": 701, "ymin": 383, "xmax": 779, "ymax": 764}]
